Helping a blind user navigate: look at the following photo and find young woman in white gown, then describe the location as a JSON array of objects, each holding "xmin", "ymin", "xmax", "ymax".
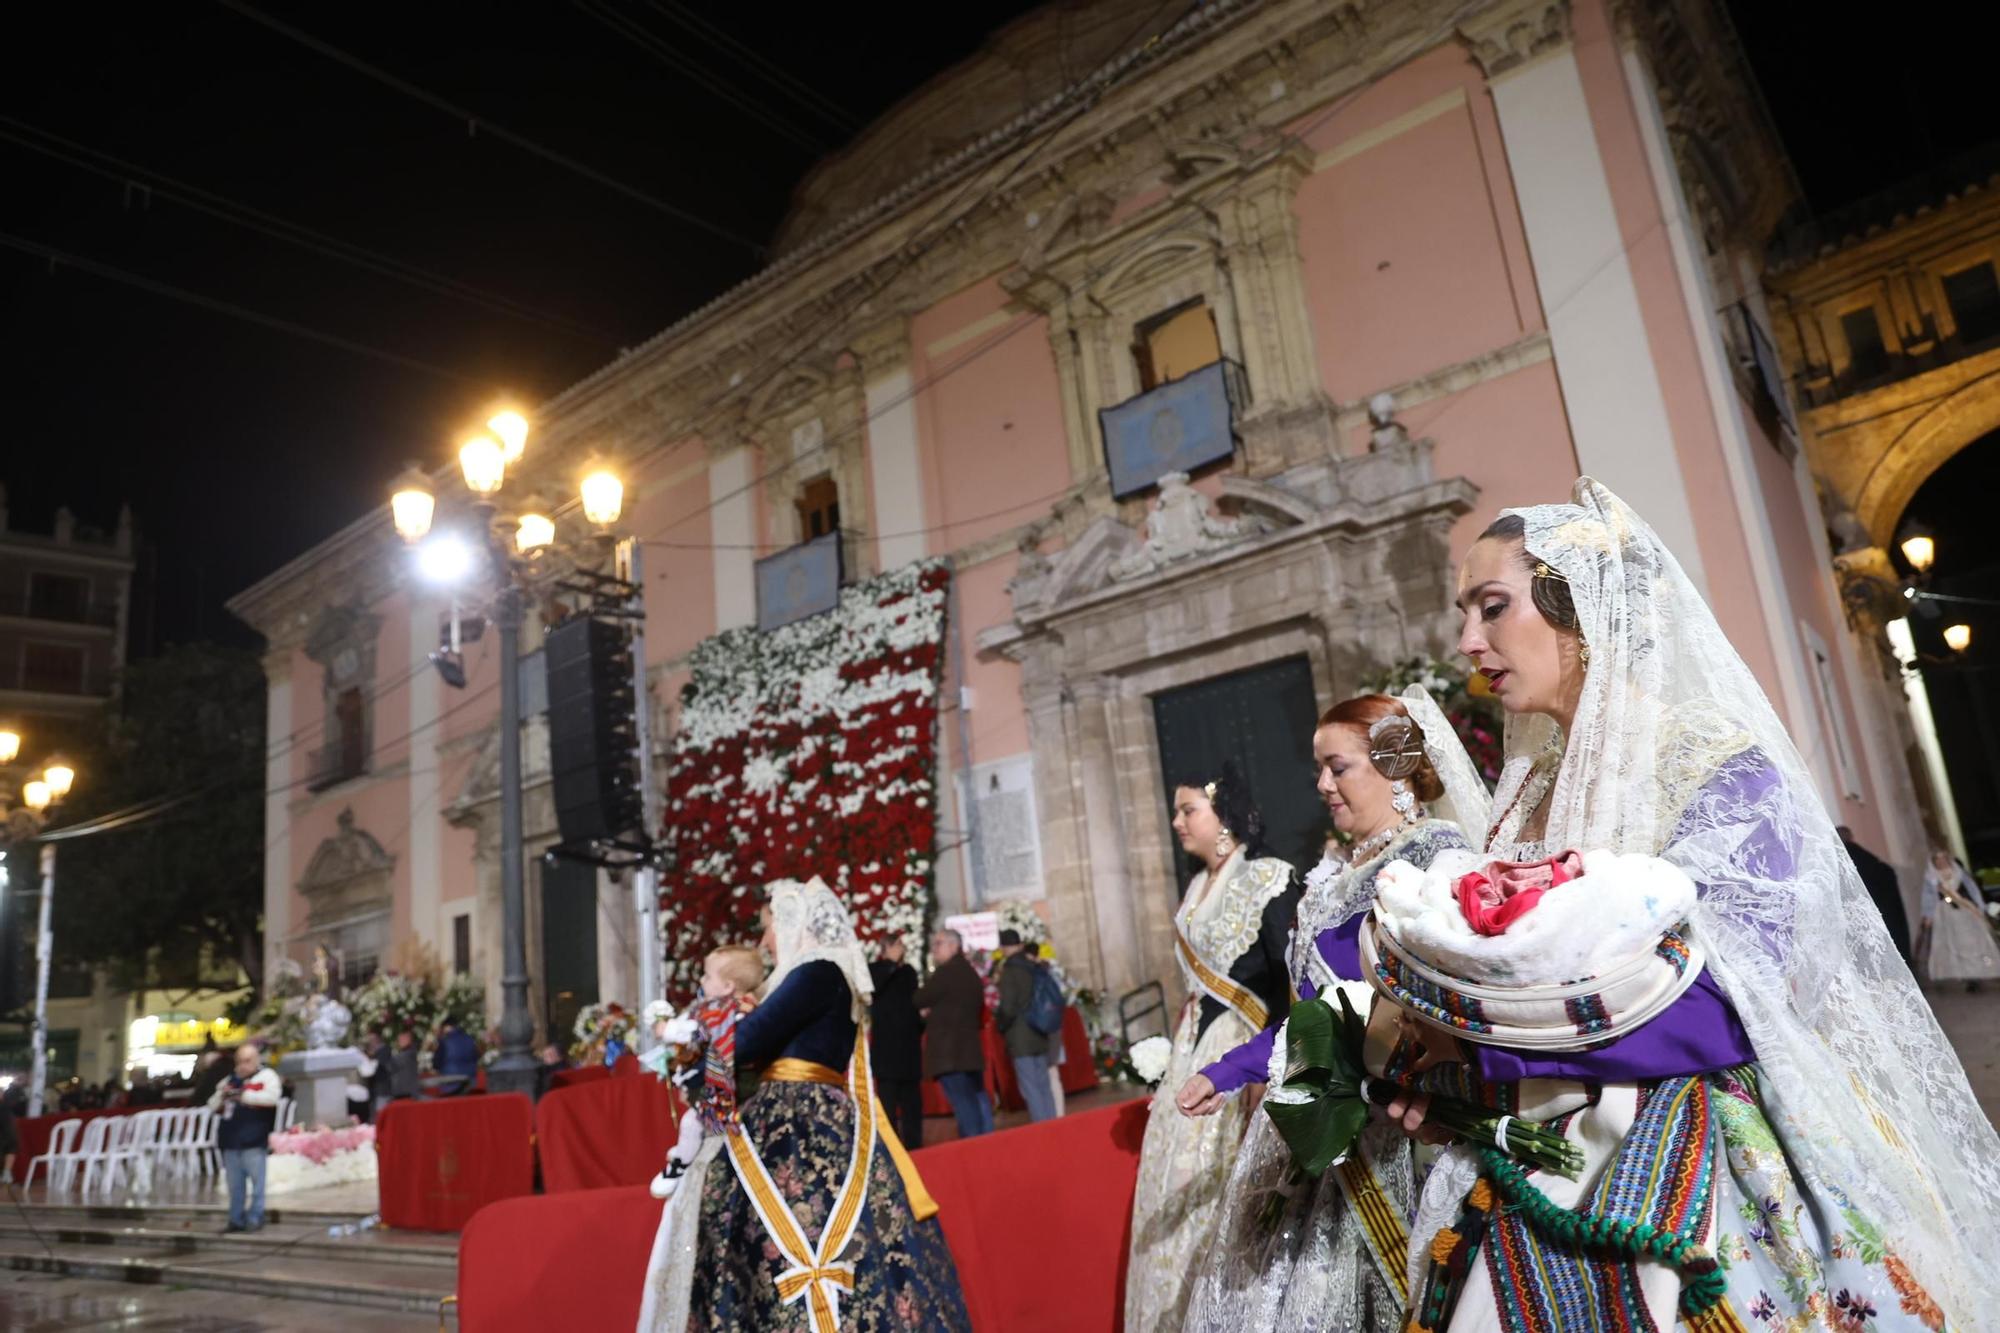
[
  {"xmin": 1920, "ymin": 848, "xmax": 2000, "ymax": 987},
  {"xmin": 1123, "ymin": 768, "xmax": 1301, "ymax": 1332},
  {"xmin": 1176, "ymin": 690, "xmax": 1488, "ymax": 1333}
]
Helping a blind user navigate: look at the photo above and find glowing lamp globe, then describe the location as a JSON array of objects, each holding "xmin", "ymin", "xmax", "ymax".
[
  {"xmin": 459, "ymin": 434, "xmax": 506, "ymax": 496},
  {"xmin": 489, "ymin": 411, "xmax": 530, "ymax": 465},
  {"xmin": 1943, "ymin": 623, "xmax": 1972, "ymax": 654},
  {"xmin": 580, "ymin": 469, "xmax": 624, "ymax": 526},
  {"xmin": 515, "ymin": 512, "xmax": 556, "ymax": 553},
  {"xmin": 42, "ymin": 763, "xmax": 74, "ymax": 799},
  {"xmin": 389, "ymin": 467, "xmax": 437, "ymax": 543},
  {"xmin": 0, "ymin": 730, "xmax": 18, "ymax": 765},
  {"xmin": 21, "ymin": 780, "xmax": 50, "ymax": 812},
  {"xmin": 1900, "ymin": 532, "xmax": 1935, "ymax": 574},
  {"xmin": 416, "ymin": 533, "xmax": 475, "ymax": 586}
]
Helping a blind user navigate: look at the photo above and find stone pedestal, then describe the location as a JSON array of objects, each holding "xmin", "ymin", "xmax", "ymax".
[{"xmin": 278, "ymin": 1047, "xmax": 364, "ymax": 1130}]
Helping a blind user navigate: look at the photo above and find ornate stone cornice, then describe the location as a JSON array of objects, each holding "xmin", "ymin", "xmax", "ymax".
[{"xmin": 1458, "ymin": 0, "xmax": 1571, "ymax": 79}]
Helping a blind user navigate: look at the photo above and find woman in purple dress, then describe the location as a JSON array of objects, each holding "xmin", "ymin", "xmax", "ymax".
[
  {"xmin": 1177, "ymin": 689, "xmax": 1487, "ymax": 1333},
  {"xmin": 1386, "ymin": 479, "xmax": 1993, "ymax": 1330}
]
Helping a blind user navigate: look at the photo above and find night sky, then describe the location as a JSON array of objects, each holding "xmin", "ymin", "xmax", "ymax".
[{"xmin": 2, "ymin": 2, "xmax": 1993, "ymax": 653}]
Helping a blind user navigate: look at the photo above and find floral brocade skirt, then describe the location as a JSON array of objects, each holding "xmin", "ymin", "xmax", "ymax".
[
  {"xmin": 686, "ymin": 1081, "xmax": 971, "ymax": 1332},
  {"xmin": 1124, "ymin": 1003, "xmax": 1259, "ymax": 1333},
  {"xmin": 1406, "ymin": 1066, "xmax": 1954, "ymax": 1333}
]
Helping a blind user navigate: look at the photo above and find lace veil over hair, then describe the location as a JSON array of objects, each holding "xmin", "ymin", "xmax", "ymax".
[
  {"xmin": 1492, "ymin": 477, "xmax": 1999, "ymax": 1314},
  {"xmin": 1398, "ymin": 684, "xmax": 1491, "ymax": 840},
  {"xmin": 761, "ymin": 876, "xmax": 874, "ymax": 1021}
]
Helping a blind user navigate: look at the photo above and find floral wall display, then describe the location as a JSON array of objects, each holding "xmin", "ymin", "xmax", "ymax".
[
  {"xmin": 1362, "ymin": 656, "xmax": 1505, "ymax": 786},
  {"xmin": 660, "ymin": 560, "xmax": 951, "ymax": 998}
]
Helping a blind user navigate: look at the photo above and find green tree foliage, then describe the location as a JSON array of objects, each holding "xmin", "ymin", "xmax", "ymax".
[{"xmin": 50, "ymin": 643, "xmax": 265, "ymax": 994}]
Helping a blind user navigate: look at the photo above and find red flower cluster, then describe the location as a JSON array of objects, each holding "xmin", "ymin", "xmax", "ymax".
[{"xmin": 659, "ymin": 563, "xmax": 951, "ymax": 1000}]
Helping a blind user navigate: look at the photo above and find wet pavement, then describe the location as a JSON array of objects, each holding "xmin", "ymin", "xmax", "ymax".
[{"xmin": 0, "ymin": 1272, "xmax": 444, "ymax": 1330}]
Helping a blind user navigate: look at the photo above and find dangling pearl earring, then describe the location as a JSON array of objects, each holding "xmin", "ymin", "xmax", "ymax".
[
  {"xmin": 1215, "ymin": 828, "xmax": 1236, "ymax": 858},
  {"xmin": 1391, "ymin": 779, "xmax": 1416, "ymax": 818}
]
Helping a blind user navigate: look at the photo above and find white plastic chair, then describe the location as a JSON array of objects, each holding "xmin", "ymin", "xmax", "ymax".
[
  {"xmin": 22, "ymin": 1118, "xmax": 81, "ymax": 1191},
  {"xmin": 115, "ymin": 1111, "xmax": 168, "ymax": 1196},
  {"xmin": 85, "ymin": 1115, "xmax": 150, "ymax": 1194},
  {"xmin": 165, "ymin": 1107, "xmax": 206, "ymax": 1180},
  {"xmin": 192, "ymin": 1106, "xmax": 220, "ymax": 1176},
  {"xmin": 65, "ymin": 1118, "xmax": 115, "ymax": 1195},
  {"xmin": 150, "ymin": 1108, "xmax": 187, "ymax": 1181}
]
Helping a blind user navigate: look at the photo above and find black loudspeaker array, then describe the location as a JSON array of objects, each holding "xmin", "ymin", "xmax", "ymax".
[{"xmin": 545, "ymin": 616, "xmax": 644, "ymax": 846}]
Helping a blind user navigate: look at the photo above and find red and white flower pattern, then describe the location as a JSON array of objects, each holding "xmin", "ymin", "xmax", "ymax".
[{"xmin": 660, "ymin": 561, "xmax": 951, "ymax": 998}]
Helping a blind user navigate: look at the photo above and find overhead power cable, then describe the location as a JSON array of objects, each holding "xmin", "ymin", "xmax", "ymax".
[
  {"xmin": 646, "ymin": 1, "xmax": 862, "ymax": 134},
  {"xmin": 213, "ymin": 0, "xmax": 766, "ymax": 255},
  {"xmin": 0, "ymin": 229, "xmax": 491, "ymax": 386},
  {"xmin": 0, "ymin": 116, "xmax": 620, "ymax": 347},
  {"xmin": 570, "ymin": 1, "xmax": 828, "ymax": 156}
]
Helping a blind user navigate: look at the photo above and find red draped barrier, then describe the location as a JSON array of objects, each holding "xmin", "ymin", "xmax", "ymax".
[
  {"xmin": 376, "ymin": 1093, "xmax": 533, "ymax": 1232},
  {"xmin": 459, "ymin": 1185, "xmax": 662, "ymax": 1331},
  {"xmin": 12, "ymin": 1107, "xmax": 142, "ymax": 1183},
  {"xmin": 454, "ymin": 1098, "xmax": 1149, "ymax": 1332},
  {"xmin": 546, "ymin": 1064, "xmax": 608, "ymax": 1092},
  {"xmin": 917, "ymin": 1099, "xmax": 1146, "ymax": 1331},
  {"xmin": 923, "ymin": 1005, "xmax": 1098, "ymax": 1118},
  {"xmin": 536, "ymin": 1074, "xmax": 681, "ymax": 1193}
]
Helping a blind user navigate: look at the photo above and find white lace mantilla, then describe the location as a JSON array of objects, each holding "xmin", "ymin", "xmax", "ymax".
[
  {"xmin": 1178, "ymin": 852, "xmax": 1291, "ymax": 984},
  {"xmin": 1461, "ymin": 477, "xmax": 2000, "ymax": 1322},
  {"xmin": 1290, "ymin": 822, "xmax": 1465, "ymax": 998}
]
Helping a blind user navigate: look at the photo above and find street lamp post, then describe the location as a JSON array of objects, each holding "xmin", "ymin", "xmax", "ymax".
[
  {"xmin": 3, "ymin": 751, "xmax": 76, "ymax": 1118},
  {"xmin": 389, "ymin": 413, "xmax": 625, "ymax": 1100},
  {"xmin": 491, "ymin": 579, "xmax": 535, "ymax": 1095}
]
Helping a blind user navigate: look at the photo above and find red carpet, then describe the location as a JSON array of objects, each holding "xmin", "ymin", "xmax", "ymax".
[{"xmin": 456, "ymin": 1097, "xmax": 1150, "ymax": 1331}]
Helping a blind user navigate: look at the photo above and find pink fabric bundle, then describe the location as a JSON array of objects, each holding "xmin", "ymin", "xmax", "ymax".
[{"xmin": 1454, "ymin": 850, "xmax": 1583, "ymax": 937}]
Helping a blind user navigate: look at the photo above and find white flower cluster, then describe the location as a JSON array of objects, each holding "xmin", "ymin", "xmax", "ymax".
[
  {"xmin": 660, "ymin": 561, "xmax": 951, "ymax": 995},
  {"xmin": 1127, "ymin": 1035, "xmax": 1173, "ymax": 1085}
]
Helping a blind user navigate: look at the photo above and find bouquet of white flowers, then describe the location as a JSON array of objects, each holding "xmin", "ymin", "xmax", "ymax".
[{"xmin": 1124, "ymin": 1035, "xmax": 1172, "ymax": 1085}]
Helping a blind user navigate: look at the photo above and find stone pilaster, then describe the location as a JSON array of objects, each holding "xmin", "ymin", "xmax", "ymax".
[{"xmin": 1459, "ymin": 0, "xmax": 1573, "ymax": 79}]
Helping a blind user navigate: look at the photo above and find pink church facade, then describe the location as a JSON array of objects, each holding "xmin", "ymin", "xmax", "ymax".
[{"xmin": 229, "ymin": 0, "xmax": 1927, "ymax": 1026}]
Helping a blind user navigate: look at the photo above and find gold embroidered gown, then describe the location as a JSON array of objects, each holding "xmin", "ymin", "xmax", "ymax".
[{"xmin": 1123, "ymin": 849, "xmax": 1299, "ymax": 1333}]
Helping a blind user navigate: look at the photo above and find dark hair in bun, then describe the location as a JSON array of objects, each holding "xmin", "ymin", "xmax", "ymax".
[{"xmin": 1171, "ymin": 759, "xmax": 1268, "ymax": 856}]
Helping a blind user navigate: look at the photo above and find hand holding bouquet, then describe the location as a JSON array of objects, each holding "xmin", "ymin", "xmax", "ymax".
[{"xmin": 1263, "ymin": 989, "xmax": 1583, "ymax": 1180}]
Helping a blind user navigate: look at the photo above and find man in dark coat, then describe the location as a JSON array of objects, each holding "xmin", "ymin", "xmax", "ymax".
[
  {"xmin": 434, "ymin": 1019, "xmax": 480, "ymax": 1095},
  {"xmin": 913, "ymin": 928, "xmax": 991, "ymax": 1138},
  {"xmin": 1840, "ymin": 825, "xmax": 1914, "ymax": 969},
  {"xmin": 867, "ymin": 937, "xmax": 926, "ymax": 1149}
]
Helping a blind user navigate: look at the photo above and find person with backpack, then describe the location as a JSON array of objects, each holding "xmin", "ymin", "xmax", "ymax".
[{"xmin": 993, "ymin": 929, "xmax": 1063, "ymax": 1123}]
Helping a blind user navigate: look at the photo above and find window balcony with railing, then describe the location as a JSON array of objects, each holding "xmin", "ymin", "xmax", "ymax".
[{"xmin": 306, "ymin": 736, "xmax": 370, "ymax": 793}]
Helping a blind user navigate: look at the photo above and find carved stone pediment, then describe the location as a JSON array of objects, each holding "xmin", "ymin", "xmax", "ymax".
[
  {"xmin": 304, "ymin": 603, "xmax": 381, "ymax": 684},
  {"xmin": 298, "ymin": 808, "xmax": 395, "ymax": 927},
  {"xmin": 990, "ymin": 443, "xmax": 1465, "ymax": 637},
  {"xmin": 1109, "ymin": 472, "xmax": 1271, "ymax": 582}
]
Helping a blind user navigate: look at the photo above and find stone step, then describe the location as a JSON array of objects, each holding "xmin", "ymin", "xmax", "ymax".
[
  {"xmin": 16, "ymin": 1198, "xmax": 373, "ymax": 1228},
  {"xmin": 0, "ymin": 1219, "xmax": 458, "ymax": 1268},
  {"xmin": 0, "ymin": 1237, "xmax": 457, "ymax": 1317}
]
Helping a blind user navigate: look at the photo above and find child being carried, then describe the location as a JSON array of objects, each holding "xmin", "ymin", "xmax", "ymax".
[{"xmin": 645, "ymin": 944, "xmax": 766, "ymax": 1200}]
